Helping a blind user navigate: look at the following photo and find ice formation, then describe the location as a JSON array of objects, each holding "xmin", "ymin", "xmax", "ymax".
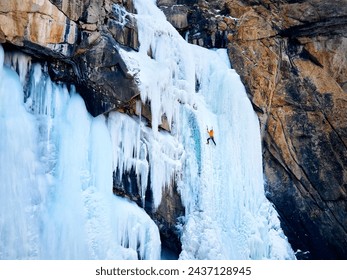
[{"xmin": 0, "ymin": 45, "xmax": 160, "ymax": 260}]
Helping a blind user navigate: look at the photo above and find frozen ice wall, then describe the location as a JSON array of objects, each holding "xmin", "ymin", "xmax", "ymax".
[
  {"xmin": 0, "ymin": 45, "xmax": 160, "ymax": 260},
  {"xmin": 119, "ymin": 0, "xmax": 295, "ymax": 259},
  {"xmin": 177, "ymin": 48, "xmax": 295, "ymax": 259}
]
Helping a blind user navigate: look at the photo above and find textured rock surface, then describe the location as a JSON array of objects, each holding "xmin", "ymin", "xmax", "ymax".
[
  {"xmin": 145, "ymin": 182, "xmax": 185, "ymax": 257},
  {"xmin": 158, "ymin": 0, "xmax": 234, "ymax": 48},
  {"xmin": 0, "ymin": 0, "xmax": 78, "ymax": 55},
  {"xmin": 0, "ymin": 0, "xmax": 139, "ymax": 116},
  {"xmin": 160, "ymin": 0, "xmax": 347, "ymax": 259},
  {"xmin": 227, "ymin": 0, "xmax": 347, "ymax": 260}
]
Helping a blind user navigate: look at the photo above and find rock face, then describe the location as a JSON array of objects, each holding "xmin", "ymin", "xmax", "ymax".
[
  {"xmin": 1, "ymin": 0, "xmax": 347, "ymax": 259},
  {"xmin": 158, "ymin": 0, "xmax": 347, "ymax": 259},
  {"xmin": 158, "ymin": 0, "xmax": 233, "ymax": 48},
  {"xmin": 227, "ymin": 0, "xmax": 347, "ymax": 260},
  {"xmin": 0, "ymin": 0, "xmax": 139, "ymax": 116}
]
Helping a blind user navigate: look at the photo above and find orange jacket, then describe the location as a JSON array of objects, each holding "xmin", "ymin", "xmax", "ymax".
[{"xmin": 208, "ymin": 129, "xmax": 214, "ymax": 137}]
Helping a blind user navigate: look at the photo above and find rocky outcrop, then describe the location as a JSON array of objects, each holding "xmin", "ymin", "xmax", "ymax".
[
  {"xmin": 0, "ymin": 0, "xmax": 139, "ymax": 116},
  {"xmin": 0, "ymin": 0, "xmax": 78, "ymax": 53},
  {"xmin": 227, "ymin": 0, "xmax": 347, "ymax": 260},
  {"xmin": 157, "ymin": 0, "xmax": 233, "ymax": 48},
  {"xmin": 112, "ymin": 158, "xmax": 184, "ymax": 256},
  {"xmin": 158, "ymin": 0, "xmax": 347, "ymax": 259}
]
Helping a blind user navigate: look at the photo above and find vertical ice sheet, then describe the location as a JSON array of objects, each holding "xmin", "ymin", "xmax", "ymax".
[
  {"xmin": 177, "ymin": 47, "xmax": 294, "ymax": 259},
  {"xmin": 0, "ymin": 46, "xmax": 161, "ymax": 260},
  {"xmin": 0, "ymin": 47, "xmax": 42, "ymax": 259},
  {"xmin": 129, "ymin": 0, "xmax": 295, "ymax": 259}
]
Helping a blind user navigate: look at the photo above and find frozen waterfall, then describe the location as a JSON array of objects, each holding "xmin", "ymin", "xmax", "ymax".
[
  {"xmin": 0, "ymin": 46, "xmax": 160, "ymax": 260},
  {"xmin": 0, "ymin": 0, "xmax": 295, "ymax": 260}
]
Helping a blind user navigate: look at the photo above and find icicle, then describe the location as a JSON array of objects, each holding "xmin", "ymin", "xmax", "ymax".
[
  {"xmin": 0, "ymin": 45, "xmax": 42, "ymax": 259},
  {"xmin": 0, "ymin": 47, "xmax": 161, "ymax": 260},
  {"xmin": 0, "ymin": 45, "xmax": 4, "ymax": 76},
  {"xmin": 108, "ymin": 111, "xmax": 182, "ymax": 209},
  {"xmin": 4, "ymin": 51, "xmax": 32, "ymax": 85}
]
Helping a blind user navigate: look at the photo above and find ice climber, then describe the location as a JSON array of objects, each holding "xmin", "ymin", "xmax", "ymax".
[{"xmin": 206, "ymin": 127, "xmax": 216, "ymax": 145}]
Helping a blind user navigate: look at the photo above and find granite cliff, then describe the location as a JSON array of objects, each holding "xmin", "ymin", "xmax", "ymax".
[{"xmin": 0, "ymin": 0, "xmax": 346, "ymax": 259}]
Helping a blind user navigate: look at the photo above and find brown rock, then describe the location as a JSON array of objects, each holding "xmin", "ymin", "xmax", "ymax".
[
  {"xmin": 298, "ymin": 36, "xmax": 347, "ymax": 91},
  {"xmin": 226, "ymin": 1, "xmax": 347, "ymax": 259},
  {"xmin": 234, "ymin": 9, "xmax": 277, "ymax": 41},
  {"xmin": 0, "ymin": 0, "xmax": 78, "ymax": 54},
  {"xmin": 0, "ymin": 0, "xmax": 141, "ymax": 116},
  {"xmin": 217, "ymin": 20, "xmax": 228, "ymax": 31},
  {"xmin": 49, "ymin": 0, "xmax": 88, "ymax": 21},
  {"xmin": 158, "ymin": 5, "xmax": 189, "ymax": 30}
]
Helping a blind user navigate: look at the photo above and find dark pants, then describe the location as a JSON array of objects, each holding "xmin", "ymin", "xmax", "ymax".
[{"xmin": 207, "ymin": 137, "xmax": 216, "ymax": 145}]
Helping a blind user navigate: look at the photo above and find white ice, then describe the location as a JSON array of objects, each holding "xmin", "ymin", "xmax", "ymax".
[{"xmin": 0, "ymin": 45, "xmax": 161, "ymax": 260}]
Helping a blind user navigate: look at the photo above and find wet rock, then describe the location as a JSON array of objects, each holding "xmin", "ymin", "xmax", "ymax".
[{"xmin": 145, "ymin": 180, "xmax": 185, "ymax": 257}]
